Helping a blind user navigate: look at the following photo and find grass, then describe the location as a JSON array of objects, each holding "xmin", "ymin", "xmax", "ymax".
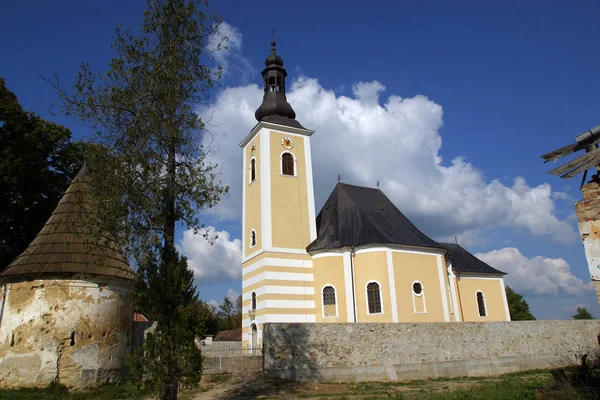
[
  {"xmin": 205, "ymin": 373, "xmax": 233, "ymax": 384},
  {"xmin": 1, "ymin": 365, "xmax": 598, "ymax": 400},
  {"xmin": 0, "ymin": 380, "xmax": 146, "ymax": 400}
]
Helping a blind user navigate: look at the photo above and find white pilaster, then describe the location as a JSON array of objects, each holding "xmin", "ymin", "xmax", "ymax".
[
  {"xmin": 386, "ymin": 250, "xmax": 399, "ymax": 322},
  {"xmin": 436, "ymin": 254, "xmax": 450, "ymax": 322},
  {"xmin": 260, "ymin": 129, "xmax": 272, "ymax": 248},
  {"xmin": 342, "ymin": 251, "xmax": 355, "ymax": 322}
]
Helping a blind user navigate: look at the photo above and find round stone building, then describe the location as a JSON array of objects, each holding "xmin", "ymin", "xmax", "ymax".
[{"xmin": 0, "ymin": 165, "xmax": 134, "ymax": 388}]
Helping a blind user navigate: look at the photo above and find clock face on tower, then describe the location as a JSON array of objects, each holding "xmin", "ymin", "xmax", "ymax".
[
  {"xmin": 281, "ymin": 137, "xmax": 294, "ymax": 150},
  {"xmin": 250, "ymin": 142, "xmax": 256, "ymax": 156}
]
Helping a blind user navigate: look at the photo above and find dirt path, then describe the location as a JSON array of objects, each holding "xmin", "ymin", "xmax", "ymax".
[{"xmin": 185, "ymin": 372, "xmax": 348, "ymax": 400}]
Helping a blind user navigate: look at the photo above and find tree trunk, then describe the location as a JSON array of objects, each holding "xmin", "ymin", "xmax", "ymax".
[{"xmin": 162, "ymin": 383, "xmax": 178, "ymax": 400}]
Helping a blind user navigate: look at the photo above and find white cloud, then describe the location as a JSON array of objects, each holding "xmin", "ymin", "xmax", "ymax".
[
  {"xmin": 208, "ymin": 22, "xmax": 253, "ymax": 83},
  {"xmin": 476, "ymin": 247, "xmax": 593, "ymax": 296},
  {"xmin": 200, "ymin": 75, "xmax": 577, "ymax": 244},
  {"xmin": 177, "ymin": 226, "xmax": 242, "ymax": 283},
  {"xmin": 226, "ymin": 288, "xmax": 240, "ymax": 303},
  {"xmin": 352, "ymin": 81, "xmax": 386, "ymax": 104}
]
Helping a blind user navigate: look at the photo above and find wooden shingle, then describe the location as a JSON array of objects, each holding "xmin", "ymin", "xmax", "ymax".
[{"xmin": 1, "ymin": 165, "xmax": 134, "ymax": 280}]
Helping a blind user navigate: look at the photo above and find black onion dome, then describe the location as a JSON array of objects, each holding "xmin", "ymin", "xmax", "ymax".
[
  {"xmin": 254, "ymin": 41, "xmax": 306, "ymax": 129},
  {"xmin": 265, "ymin": 41, "xmax": 283, "ymax": 66}
]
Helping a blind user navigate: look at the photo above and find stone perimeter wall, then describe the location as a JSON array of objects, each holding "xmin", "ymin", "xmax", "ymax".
[{"xmin": 263, "ymin": 321, "xmax": 600, "ymax": 382}]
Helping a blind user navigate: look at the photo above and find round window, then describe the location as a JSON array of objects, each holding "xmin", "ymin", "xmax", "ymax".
[{"xmin": 412, "ymin": 282, "xmax": 423, "ymax": 295}]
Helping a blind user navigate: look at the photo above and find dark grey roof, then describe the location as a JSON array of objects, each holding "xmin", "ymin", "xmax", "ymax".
[
  {"xmin": 307, "ymin": 183, "xmax": 444, "ymax": 252},
  {"xmin": 441, "ymin": 243, "xmax": 506, "ymax": 275},
  {"xmin": 261, "ymin": 114, "xmax": 306, "ymax": 130}
]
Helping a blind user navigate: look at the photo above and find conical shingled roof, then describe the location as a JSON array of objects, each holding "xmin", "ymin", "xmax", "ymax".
[
  {"xmin": 1, "ymin": 165, "xmax": 134, "ymax": 280},
  {"xmin": 307, "ymin": 183, "xmax": 444, "ymax": 252}
]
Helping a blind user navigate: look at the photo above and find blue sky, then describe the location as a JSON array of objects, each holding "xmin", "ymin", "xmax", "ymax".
[{"xmin": 2, "ymin": 0, "xmax": 600, "ymax": 319}]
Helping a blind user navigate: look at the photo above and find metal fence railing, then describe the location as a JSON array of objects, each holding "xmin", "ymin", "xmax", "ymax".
[{"xmin": 202, "ymin": 347, "xmax": 263, "ymax": 374}]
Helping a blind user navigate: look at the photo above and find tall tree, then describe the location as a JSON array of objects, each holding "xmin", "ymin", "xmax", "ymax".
[
  {"xmin": 572, "ymin": 306, "xmax": 596, "ymax": 320},
  {"xmin": 51, "ymin": 1, "xmax": 228, "ymax": 399},
  {"xmin": 217, "ymin": 296, "xmax": 235, "ymax": 331},
  {"xmin": 505, "ymin": 286, "xmax": 536, "ymax": 321},
  {"xmin": 0, "ymin": 78, "xmax": 84, "ymax": 270}
]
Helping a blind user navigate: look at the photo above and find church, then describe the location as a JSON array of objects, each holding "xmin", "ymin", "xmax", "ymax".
[{"xmin": 240, "ymin": 43, "xmax": 510, "ymax": 348}]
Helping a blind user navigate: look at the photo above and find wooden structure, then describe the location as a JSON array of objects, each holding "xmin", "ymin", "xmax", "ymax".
[
  {"xmin": 541, "ymin": 124, "xmax": 600, "ymax": 183},
  {"xmin": 542, "ymin": 123, "xmax": 600, "ymax": 304}
]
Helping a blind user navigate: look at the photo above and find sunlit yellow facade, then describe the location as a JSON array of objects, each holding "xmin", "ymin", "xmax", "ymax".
[
  {"xmin": 240, "ymin": 43, "xmax": 509, "ymax": 348},
  {"xmin": 239, "ymin": 120, "xmax": 510, "ymax": 348}
]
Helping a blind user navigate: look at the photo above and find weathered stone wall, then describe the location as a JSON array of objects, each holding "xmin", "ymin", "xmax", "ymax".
[
  {"xmin": 263, "ymin": 321, "xmax": 600, "ymax": 382},
  {"xmin": 576, "ymin": 180, "xmax": 600, "ymax": 304},
  {"xmin": 0, "ymin": 274, "xmax": 132, "ymax": 388},
  {"xmin": 201, "ymin": 340, "xmax": 244, "ymax": 354}
]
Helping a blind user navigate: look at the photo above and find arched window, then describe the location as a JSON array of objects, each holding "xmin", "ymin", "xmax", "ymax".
[
  {"xmin": 250, "ymin": 230, "xmax": 256, "ymax": 248},
  {"xmin": 282, "ymin": 153, "xmax": 294, "ymax": 176},
  {"xmin": 268, "ymin": 76, "xmax": 275, "ymax": 86},
  {"xmin": 250, "ymin": 323, "xmax": 258, "ymax": 350},
  {"xmin": 367, "ymin": 282, "xmax": 382, "ymax": 314},
  {"xmin": 250, "ymin": 158, "xmax": 256, "ymax": 183},
  {"xmin": 251, "ymin": 292, "xmax": 256, "ymax": 311},
  {"xmin": 322, "ymin": 286, "xmax": 337, "ymax": 317},
  {"xmin": 476, "ymin": 291, "xmax": 487, "ymax": 317}
]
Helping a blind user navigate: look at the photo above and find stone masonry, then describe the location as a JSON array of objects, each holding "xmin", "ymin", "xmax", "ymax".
[
  {"xmin": 575, "ymin": 179, "xmax": 600, "ymax": 304},
  {"xmin": 263, "ymin": 321, "xmax": 600, "ymax": 382}
]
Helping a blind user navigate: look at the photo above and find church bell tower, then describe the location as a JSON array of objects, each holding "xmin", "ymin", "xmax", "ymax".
[{"xmin": 239, "ymin": 42, "xmax": 317, "ymax": 347}]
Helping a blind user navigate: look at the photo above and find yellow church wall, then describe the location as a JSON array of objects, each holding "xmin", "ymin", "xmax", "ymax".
[
  {"xmin": 244, "ymin": 133, "xmax": 261, "ymax": 257},
  {"xmin": 354, "ymin": 251, "xmax": 392, "ymax": 322},
  {"xmin": 242, "ymin": 251, "xmax": 312, "ymax": 267},
  {"xmin": 313, "ymin": 256, "xmax": 348, "ymax": 322},
  {"xmin": 456, "ymin": 276, "xmax": 508, "ymax": 321},
  {"xmin": 242, "ymin": 265, "xmax": 313, "ymax": 281},
  {"xmin": 269, "ymin": 131, "xmax": 311, "ymax": 250},
  {"xmin": 392, "ymin": 252, "xmax": 447, "ymax": 322},
  {"xmin": 243, "ymin": 279, "xmax": 313, "ymax": 294}
]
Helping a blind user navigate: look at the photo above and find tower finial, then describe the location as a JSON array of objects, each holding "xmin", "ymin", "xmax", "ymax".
[{"xmin": 255, "ymin": 38, "xmax": 306, "ymax": 129}]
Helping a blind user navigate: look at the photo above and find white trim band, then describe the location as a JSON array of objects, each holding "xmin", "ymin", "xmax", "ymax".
[
  {"xmin": 242, "ymin": 272, "xmax": 314, "ymax": 288},
  {"xmin": 243, "ymin": 258, "xmax": 313, "ymax": 276}
]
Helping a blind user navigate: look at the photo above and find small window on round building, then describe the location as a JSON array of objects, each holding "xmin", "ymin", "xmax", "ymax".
[{"xmin": 412, "ymin": 282, "xmax": 423, "ymax": 295}]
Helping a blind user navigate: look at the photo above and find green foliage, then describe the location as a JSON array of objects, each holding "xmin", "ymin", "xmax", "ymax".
[
  {"xmin": 572, "ymin": 306, "xmax": 596, "ymax": 320},
  {"xmin": 0, "ymin": 380, "xmax": 146, "ymax": 400},
  {"xmin": 50, "ymin": 1, "xmax": 229, "ymax": 399},
  {"xmin": 130, "ymin": 251, "xmax": 209, "ymax": 397},
  {"xmin": 0, "ymin": 78, "xmax": 85, "ymax": 270},
  {"xmin": 216, "ymin": 295, "xmax": 242, "ymax": 331},
  {"xmin": 50, "ymin": 0, "xmax": 228, "ymax": 264},
  {"xmin": 505, "ymin": 286, "xmax": 536, "ymax": 321}
]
